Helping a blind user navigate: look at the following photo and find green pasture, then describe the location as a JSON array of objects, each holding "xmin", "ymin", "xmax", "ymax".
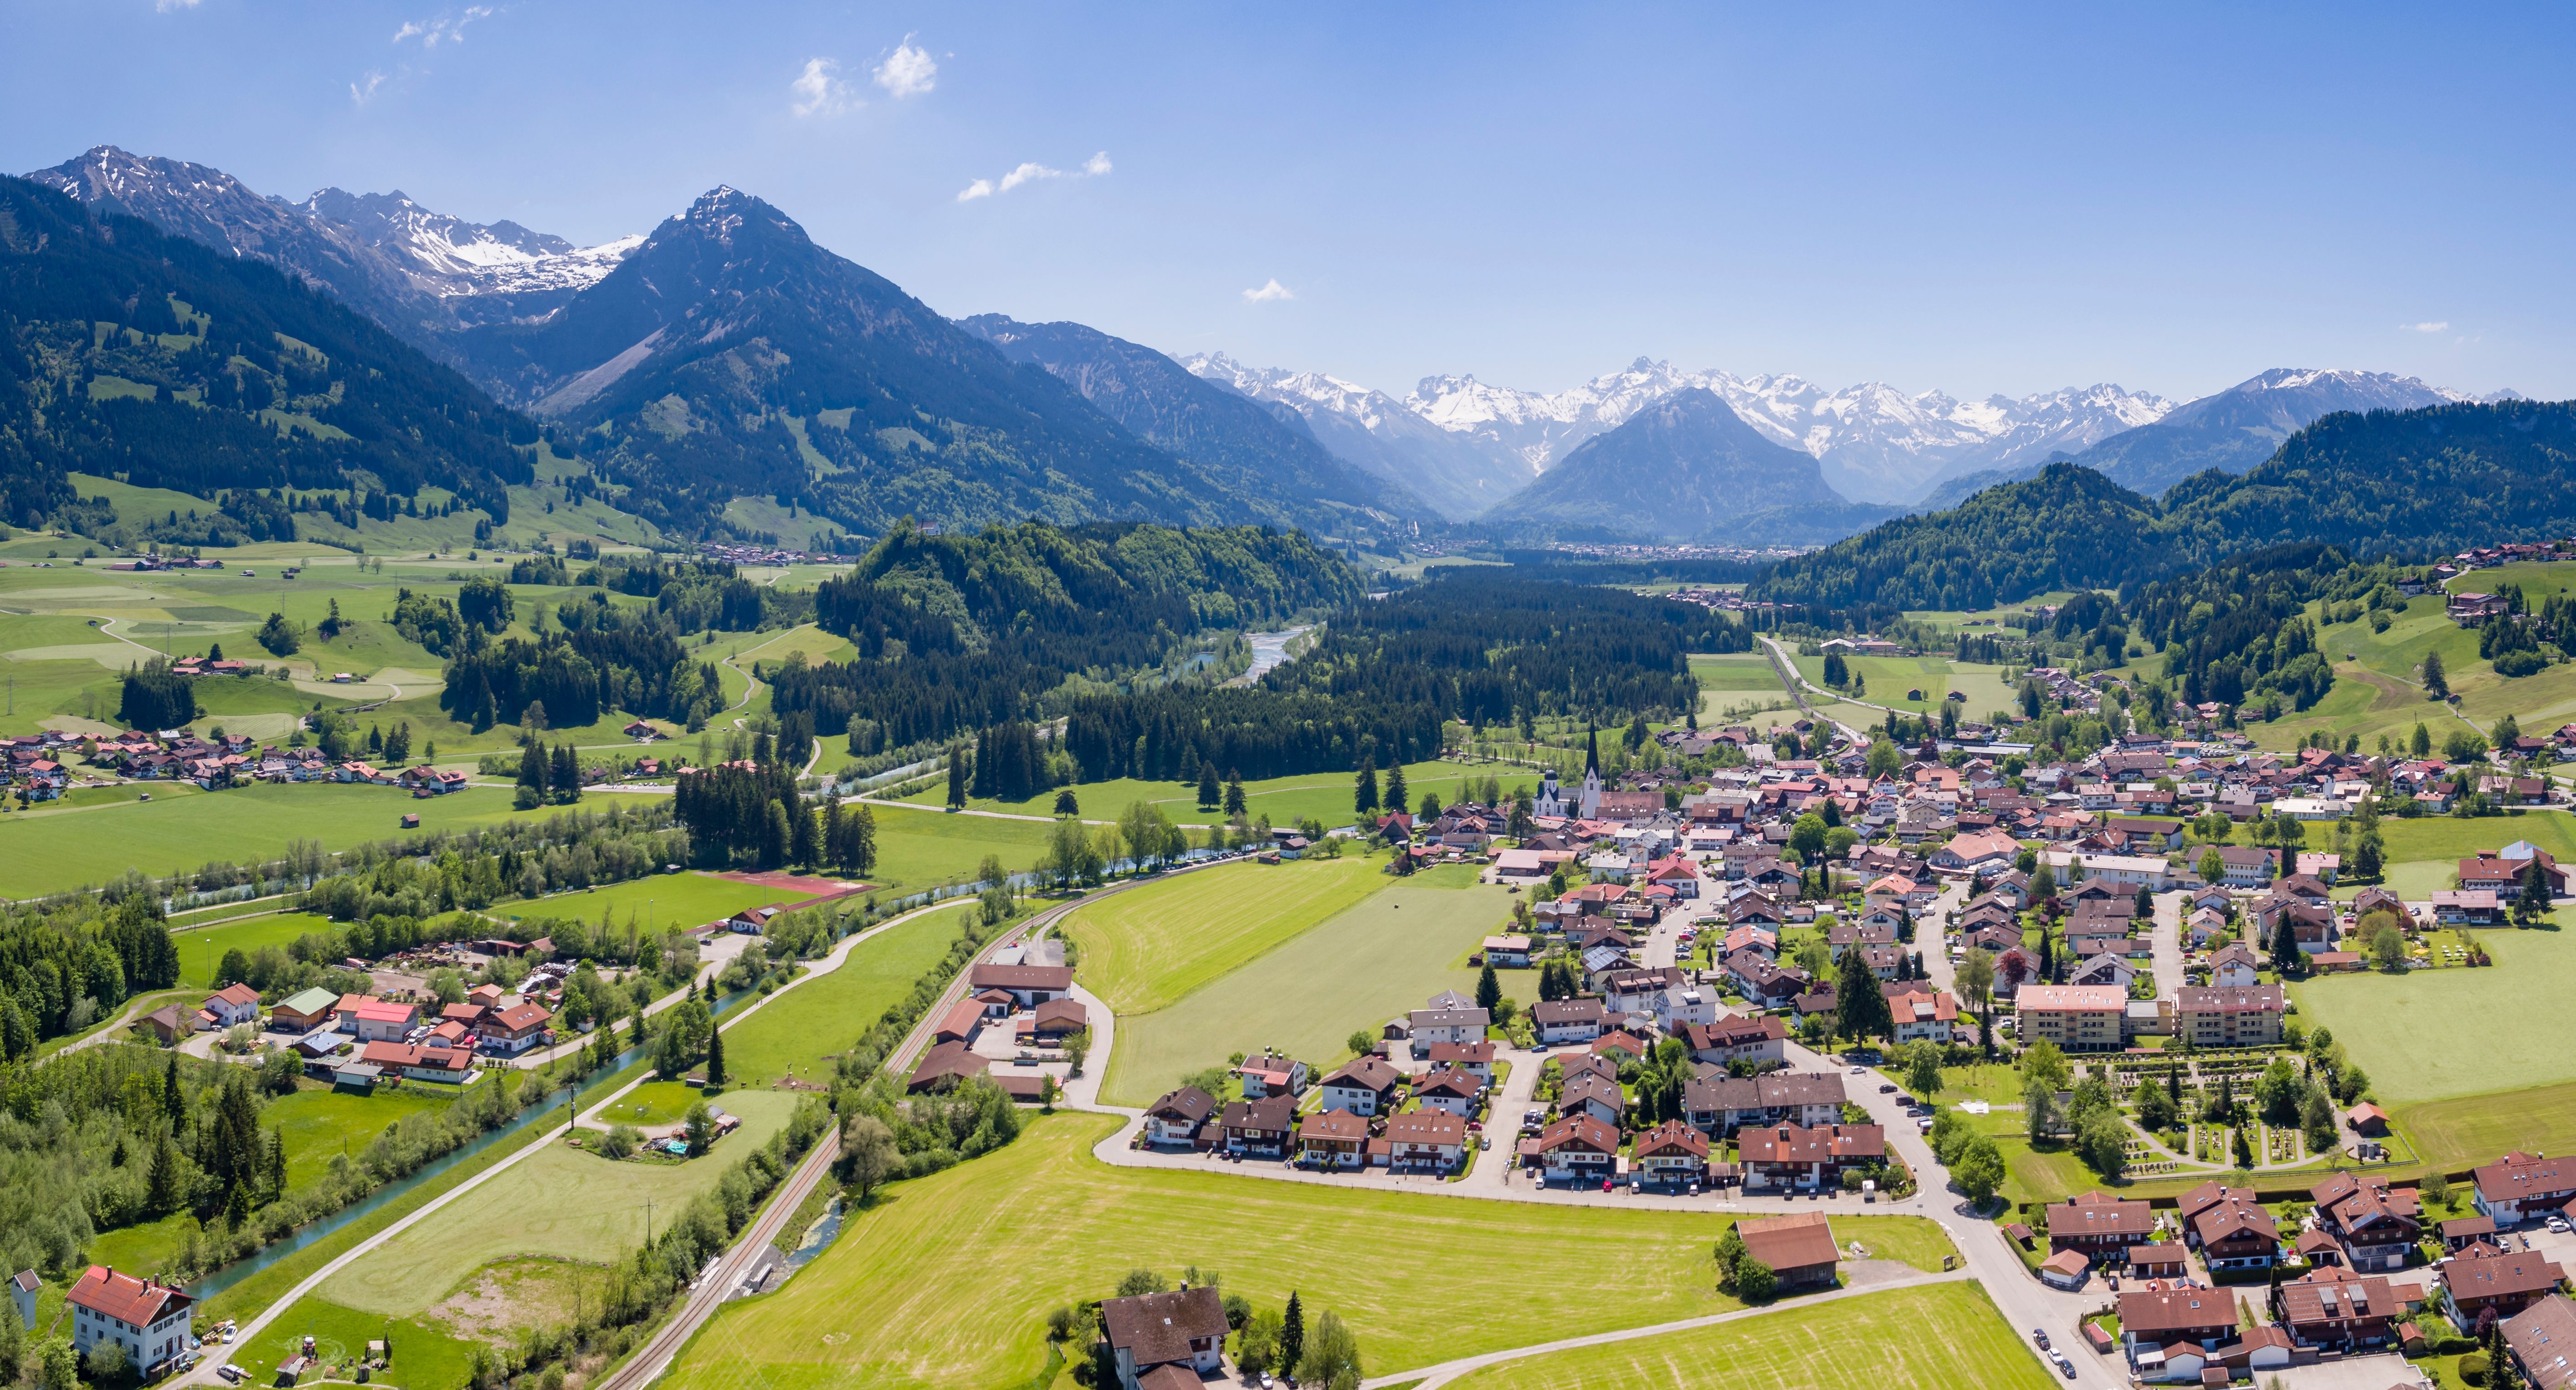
[
  {"xmin": 0, "ymin": 784, "xmax": 665, "ymax": 897},
  {"xmin": 1791, "ymin": 653, "xmax": 2019, "ymax": 718},
  {"xmin": 654, "ymin": 1112, "xmax": 1957, "ymax": 1390},
  {"xmin": 1445, "ymin": 1282, "xmax": 2053, "ymax": 1390},
  {"xmin": 718, "ymin": 905, "xmax": 970, "ymax": 1087},
  {"xmin": 269, "ymin": 1087, "xmax": 455, "ymax": 1190},
  {"xmin": 331, "ymin": 1088, "xmax": 800, "ymax": 1319},
  {"xmin": 497, "ymin": 872, "xmax": 819, "ymax": 936},
  {"xmin": 173, "ymin": 912, "xmax": 340, "ymax": 987},
  {"xmin": 2293, "ymin": 926, "xmax": 2576, "ymax": 1105},
  {"xmin": 229, "ymin": 1297, "xmax": 476, "ymax": 1390},
  {"xmin": 901, "ymin": 758, "xmax": 1500, "ymax": 827},
  {"xmin": 1102, "ymin": 863, "xmax": 1523, "ymax": 1106},
  {"xmin": 862, "ymin": 805, "xmax": 1060, "ymax": 891},
  {"xmin": 594, "ymin": 1080, "xmax": 707, "ymax": 1128},
  {"xmin": 1062, "ymin": 857, "xmax": 1385, "ymax": 1014}
]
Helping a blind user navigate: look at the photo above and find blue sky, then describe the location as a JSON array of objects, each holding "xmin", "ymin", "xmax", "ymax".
[{"xmin": 5, "ymin": 2, "xmax": 2571, "ymax": 403}]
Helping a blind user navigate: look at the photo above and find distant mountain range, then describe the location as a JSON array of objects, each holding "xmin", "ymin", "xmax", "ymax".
[{"xmin": 1479, "ymin": 388, "xmax": 1856, "ymax": 543}]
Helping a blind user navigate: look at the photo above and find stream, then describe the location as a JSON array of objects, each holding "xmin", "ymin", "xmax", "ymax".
[{"xmin": 1228, "ymin": 625, "xmax": 1312, "ymax": 687}]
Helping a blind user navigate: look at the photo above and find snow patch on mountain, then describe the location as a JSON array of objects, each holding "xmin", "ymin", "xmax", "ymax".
[{"xmin": 287, "ymin": 186, "xmax": 639, "ymax": 297}]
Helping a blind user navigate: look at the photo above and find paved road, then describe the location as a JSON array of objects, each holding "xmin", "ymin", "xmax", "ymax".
[
  {"xmin": 1919, "ymin": 879, "xmax": 1968, "ymax": 998},
  {"xmin": 2150, "ymin": 889, "xmax": 2186, "ymax": 1001}
]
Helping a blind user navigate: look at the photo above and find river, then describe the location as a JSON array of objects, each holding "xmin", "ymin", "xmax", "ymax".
[{"xmin": 1228, "ymin": 625, "xmax": 1312, "ymax": 687}]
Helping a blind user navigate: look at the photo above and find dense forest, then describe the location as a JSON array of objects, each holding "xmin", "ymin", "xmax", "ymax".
[
  {"xmin": 767, "ymin": 520, "xmax": 1360, "ymax": 750},
  {"xmin": 1755, "ymin": 399, "xmax": 2576, "ymax": 617},
  {"xmin": 0, "ymin": 175, "xmax": 534, "ymax": 534}
]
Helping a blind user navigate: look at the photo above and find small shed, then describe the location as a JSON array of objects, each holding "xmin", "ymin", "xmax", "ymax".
[{"xmin": 2038, "ymin": 1248, "xmax": 2090, "ymax": 1290}]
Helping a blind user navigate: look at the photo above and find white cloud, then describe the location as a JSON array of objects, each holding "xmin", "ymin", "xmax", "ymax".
[
  {"xmin": 956, "ymin": 151, "xmax": 1112, "ymax": 204},
  {"xmin": 155, "ymin": 0, "xmax": 200, "ymax": 11},
  {"xmin": 790, "ymin": 57, "xmax": 857, "ymax": 117},
  {"xmin": 998, "ymin": 162, "xmax": 1062, "ymax": 193},
  {"xmin": 2402, "ymin": 321, "xmax": 2450, "ymax": 333},
  {"xmin": 1241, "ymin": 279, "xmax": 1295, "ymax": 303},
  {"xmin": 873, "ymin": 39, "xmax": 937, "ymax": 98},
  {"xmin": 350, "ymin": 69, "xmax": 389, "ymax": 104},
  {"xmin": 393, "ymin": 6, "xmax": 492, "ymax": 48}
]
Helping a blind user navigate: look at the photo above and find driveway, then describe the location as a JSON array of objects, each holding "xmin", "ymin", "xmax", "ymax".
[{"xmin": 2150, "ymin": 890, "xmax": 2185, "ymax": 1001}]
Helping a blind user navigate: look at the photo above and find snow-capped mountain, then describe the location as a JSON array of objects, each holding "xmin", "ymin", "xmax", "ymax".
[
  {"xmin": 1405, "ymin": 359, "xmax": 2176, "ymax": 503},
  {"xmin": 289, "ymin": 187, "xmax": 643, "ymax": 299},
  {"xmin": 1180, "ymin": 353, "xmax": 1528, "ymax": 519},
  {"xmin": 2071, "ymin": 368, "xmax": 2481, "ymax": 497},
  {"xmin": 22, "ymin": 145, "xmax": 637, "ymax": 352}
]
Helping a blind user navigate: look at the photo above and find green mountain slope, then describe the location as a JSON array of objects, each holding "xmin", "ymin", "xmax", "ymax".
[
  {"xmin": 0, "ymin": 175, "xmax": 535, "ymax": 538},
  {"xmin": 1753, "ymin": 399, "xmax": 2576, "ymax": 614}
]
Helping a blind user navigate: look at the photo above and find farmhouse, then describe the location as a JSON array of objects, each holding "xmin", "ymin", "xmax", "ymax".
[
  {"xmin": 1099, "ymin": 1285, "xmax": 1229, "ymax": 1390},
  {"xmin": 1144, "ymin": 1087, "xmax": 1215, "ymax": 1145},
  {"xmin": 65, "ymin": 1266, "xmax": 193, "ymax": 1372},
  {"xmin": 1218, "ymin": 1095, "xmax": 1296, "ymax": 1156},
  {"xmin": 1734, "ymin": 1212, "xmax": 1841, "ymax": 1289}
]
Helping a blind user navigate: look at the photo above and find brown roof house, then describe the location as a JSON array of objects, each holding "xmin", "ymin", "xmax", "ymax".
[
  {"xmin": 1296, "ymin": 1108, "xmax": 1370, "ymax": 1169},
  {"xmin": 1734, "ymin": 1212, "xmax": 1841, "ymax": 1289},
  {"xmin": 2044, "ymin": 1192, "xmax": 2155, "ymax": 1259},
  {"xmin": 2274, "ymin": 1266, "xmax": 2400, "ymax": 1349},
  {"xmin": 1099, "ymin": 1284, "xmax": 1229, "ymax": 1390},
  {"xmin": 1143, "ymin": 1087, "xmax": 1215, "ymax": 1147},
  {"xmin": 2444, "ymin": 1246, "xmax": 2567, "ymax": 1328},
  {"xmin": 2309, "ymin": 1171, "xmax": 2419, "ymax": 1273},
  {"xmin": 1219, "ymin": 1095, "xmax": 1296, "ymax": 1157},
  {"xmin": 2503, "ymin": 1293, "xmax": 2576, "ymax": 1390}
]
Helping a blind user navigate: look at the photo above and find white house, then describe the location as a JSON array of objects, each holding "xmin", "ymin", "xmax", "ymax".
[{"xmin": 66, "ymin": 1266, "xmax": 193, "ymax": 1372}]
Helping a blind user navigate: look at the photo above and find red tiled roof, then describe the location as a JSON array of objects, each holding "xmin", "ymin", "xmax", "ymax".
[{"xmin": 67, "ymin": 1266, "xmax": 188, "ymax": 1328}]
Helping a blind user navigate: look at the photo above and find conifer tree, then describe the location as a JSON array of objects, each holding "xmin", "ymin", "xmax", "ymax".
[{"xmin": 1354, "ymin": 757, "xmax": 1379, "ymax": 815}]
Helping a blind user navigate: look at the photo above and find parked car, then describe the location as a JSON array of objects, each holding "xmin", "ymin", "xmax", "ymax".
[
  {"xmin": 218, "ymin": 1366, "xmax": 245, "ymax": 1384},
  {"xmin": 2032, "ymin": 1329, "xmax": 2049, "ymax": 1350}
]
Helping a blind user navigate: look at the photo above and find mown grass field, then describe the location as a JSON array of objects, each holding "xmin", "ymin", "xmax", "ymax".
[
  {"xmin": 494, "ymin": 871, "xmax": 819, "ymax": 935},
  {"xmin": 173, "ymin": 912, "xmax": 340, "ymax": 987},
  {"xmin": 2293, "ymin": 927, "xmax": 2576, "ymax": 1105},
  {"xmin": 898, "ymin": 758, "xmax": 1497, "ymax": 827},
  {"xmin": 1789, "ymin": 652, "xmax": 2020, "ymax": 719},
  {"xmin": 331, "ymin": 1088, "xmax": 801, "ymax": 1319},
  {"xmin": 1061, "ymin": 857, "xmax": 1384, "ymax": 1014},
  {"xmin": 594, "ymin": 1080, "xmax": 709, "ymax": 1128},
  {"xmin": 655, "ymin": 1113, "xmax": 1958, "ymax": 1390},
  {"xmin": 1443, "ymin": 1281, "xmax": 2052, "ymax": 1390},
  {"xmin": 231, "ymin": 1297, "xmax": 476, "ymax": 1390},
  {"xmin": 0, "ymin": 785, "xmax": 666, "ymax": 897},
  {"xmin": 862, "ymin": 805, "xmax": 1062, "ymax": 891},
  {"xmin": 2402, "ymin": 1077, "xmax": 2576, "ymax": 1177},
  {"xmin": 718, "ymin": 906, "xmax": 970, "ymax": 1087},
  {"xmin": 1102, "ymin": 863, "xmax": 1522, "ymax": 1106}
]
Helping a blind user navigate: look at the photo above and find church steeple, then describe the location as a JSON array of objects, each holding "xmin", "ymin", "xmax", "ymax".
[{"xmin": 1585, "ymin": 727, "xmax": 1599, "ymax": 775}]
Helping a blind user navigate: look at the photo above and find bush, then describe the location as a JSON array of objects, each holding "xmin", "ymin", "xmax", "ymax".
[
  {"xmin": 2459, "ymin": 1351, "xmax": 2489, "ymax": 1385},
  {"xmin": 600, "ymin": 1124, "xmax": 641, "ymax": 1159},
  {"xmin": 2495, "ymin": 650, "xmax": 2547, "ymax": 678}
]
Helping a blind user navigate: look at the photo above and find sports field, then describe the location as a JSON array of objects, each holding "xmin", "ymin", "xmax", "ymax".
[
  {"xmin": 1442, "ymin": 1281, "xmax": 2050, "ymax": 1390},
  {"xmin": 328, "ymin": 1088, "xmax": 801, "ymax": 1318},
  {"xmin": 494, "ymin": 871, "xmax": 820, "ymax": 935},
  {"xmin": 716, "ymin": 905, "xmax": 970, "ymax": 1087},
  {"xmin": 2293, "ymin": 927, "xmax": 2576, "ymax": 1105},
  {"xmin": 655, "ymin": 1113, "xmax": 1957, "ymax": 1390},
  {"xmin": 1062, "ymin": 857, "xmax": 1384, "ymax": 1013},
  {"xmin": 0, "ymin": 784, "xmax": 663, "ymax": 898},
  {"xmin": 172, "ymin": 911, "xmax": 339, "ymax": 987},
  {"xmin": 1101, "ymin": 864, "xmax": 1522, "ymax": 1106},
  {"xmin": 896, "ymin": 758, "xmax": 1499, "ymax": 826}
]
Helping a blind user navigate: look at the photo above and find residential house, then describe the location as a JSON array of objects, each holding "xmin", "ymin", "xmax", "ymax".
[
  {"xmin": 1479, "ymin": 935, "xmax": 1533, "ymax": 966},
  {"xmin": 1682, "ymin": 1071, "xmax": 1847, "ymax": 1135},
  {"xmin": 1412, "ymin": 1068, "xmax": 1485, "ymax": 1118},
  {"xmin": 2210, "ymin": 943, "xmax": 2260, "ymax": 987},
  {"xmin": 1381, "ymin": 1111, "xmax": 1468, "ymax": 1172},
  {"xmin": 1532, "ymin": 1114, "xmax": 1619, "ymax": 1183},
  {"xmin": 1235, "ymin": 1051, "xmax": 1309, "ymax": 1098},
  {"xmin": 1317, "ymin": 1057, "xmax": 1403, "ymax": 1117},
  {"xmin": 2446, "ymin": 1247, "xmax": 2568, "ymax": 1328},
  {"xmin": 1425, "ymin": 1040, "xmax": 1497, "ymax": 1084},
  {"xmin": 1883, "ymin": 986, "xmax": 1961, "ymax": 1044},
  {"xmin": 907, "ymin": 1040, "xmax": 990, "ymax": 1092},
  {"xmin": 2275, "ymin": 1267, "xmax": 2400, "ymax": 1349},
  {"xmin": 65, "ymin": 1266, "xmax": 193, "ymax": 1371},
  {"xmin": 1737, "ymin": 1123, "xmax": 1884, "ymax": 1191},
  {"xmin": 197, "ymin": 982, "xmax": 261, "ymax": 1030},
  {"xmin": 1219, "ymin": 1095, "xmax": 1297, "ymax": 1156},
  {"xmin": 2046, "ymin": 1192, "xmax": 2155, "ymax": 1259},
  {"xmin": 1295, "ymin": 1109, "xmax": 1370, "ymax": 1168},
  {"xmin": 1407, "ymin": 1005, "xmax": 1491, "ymax": 1049},
  {"xmin": 357, "ymin": 1040, "xmax": 476, "ymax": 1085},
  {"xmin": 1531, "ymin": 997, "xmax": 1609, "ymax": 1045},
  {"xmin": 1144, "ymin": 1087, "xmax": 1216, "ymax": 1145},
  {"xmin": 1734, "ymin": 1213, "xmax": 1842, "ymax": 1289},
  {"xmin": 2475, "ymin": 1152, "xmax": 2576, "ymax": 1225},
  {"xmin": 475, "ymin": 1001, "xmax": 552, "ymax": 1054},
  {"xmin": 2502, "ymin": 1293, "xmax": 2576, "ymax": 1390},
  {"xmin": 1099, "ymin": 1285, "xmax": 1229, "ymax": 1390},
  {"xmin": 2179, "ymin": 1182, "xmax": 2280, "ymax": 1271},
  {"xmin": 2310, "ymin": 1172, "xmax": 2421, "ymax": 1272},
  {"xmin": 2216, "ymin": 846, "xmax": 2279, "ymax": 888},
  {"xmin": 1679, "ymin": 1013, "xmax": 1788, "ymax": 1069},
  {"xmin": 2174, "ymin": 985, "xmax": 2285, "ymax": 1048},
  {"xmin": 2116, "ymin": 1286, "xmax": 2240, "ymax": 1360},
  {"xmin": 1632, "ymin": 1120, "xmax": 1711, "ymax": 1187},
  {"xmin": 1560, "ymin": 1072, "xmax": 1625, "ymax": 1128}
]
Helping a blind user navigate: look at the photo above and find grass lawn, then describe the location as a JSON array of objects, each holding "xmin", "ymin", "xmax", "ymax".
[
  {"xmin": 1061, "ymin": 857, "xmax": 1385, "ymax": 1014},
  {"xmin": 655, "ymin": 1112, "xmax": 1956, "ymax": 1390},
  {"xmin": 2402, "ymin": 1077, "xmax": 2576, "ymax": 1178},
  {"xmin": 1442, "ymin": 1281, "xmax": 2053, "ymax": 1390},
  {"xmin": 1689, "ymin": 654, "xmax": 1787, "ymax": 690},
  {"xmin": 228, "ymin": 1297, "xmax": 476, "ymax": 1390},
  {"xmin": 269, "ymin": 1087, "xmax": 454, "ymax": 1190},
  {"xmin": 864, "ymin": 805, "xmax": 1059, "ymax": 892},
  {"xmin": 0, "ymin": 785, "xmax": 664, "ymax": 897},
  {"xmin": 494, "ymin": 872, "xmax": 818, "ymax": 935},
  {"xmin": 900, "ymin": 759, "xmax": 1497, "ymax": 828},
  {"xmin": 2292, "ymin": 928, "xmax": 2576, "ymax": 1104},
  {"xmin": 1790, "ymin": 653, "xmax": 2021, "ymax": 719},
  {"xmin": 594, "ymin": 1080, "xmax": 707, "ymax": 1127},
  {"xmin": 172, "ymin": 912, "xmax": 339, "ymax": 987},
  {"xmin": 1101, "ymin": 863, "xmax": 1523, "ymax": 1106},
  {"xmin": 2376, "ymin": 813, "xmax": 2576, "ymax": 867},
  {"xmin": 718, "ymin": 906, "xmax": 970, "ymax": 1087},
  {"xmin": 332, "ymin": 1089, "xmax": 802, "ymax": 1319}
]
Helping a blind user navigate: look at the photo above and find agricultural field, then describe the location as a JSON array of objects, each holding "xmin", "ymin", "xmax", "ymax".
[
  {"xmin": 1101, "ymin": 863, "xmax": 1523, "ymax": 1106},
  {"xmin": 491, "ymin": 871, "xmax": 822, "ymax": 937},
  {"xmin": 0, "ymin": 784, "xmax": 664, "ymax": 898},
  {"xmin": 1788, "ymin": 652, "xmax": 2020, "ymax": 720},
  {"xmin": 655, "ymin": 1112, "xmax": 1958, "ymax": 1390},
  {"xmin": 717, "ymin": 905, "xmax": 970, "ymax": 1087},
  {"xmin": 895, "ymin": 758, "xmax": 1503, "ymax": 827},
  {"xmin": 1061, "ymin": 857, "xmax": 1385, "ymax": 1014},
  {"xmin": 862, "ymin": 804, "xmax": 1070, "ymax": 892},
  {"xmin": 1443, "ymin": 1282, "xmax": 2054, "ymax": 1390},
  {"xmin": 172, "ymin": 912, "xmax": 341, "ymax": 987},
  {"xmin": 2292, "ymin": 927, "xmax": 2576, "ymax": 1105}
]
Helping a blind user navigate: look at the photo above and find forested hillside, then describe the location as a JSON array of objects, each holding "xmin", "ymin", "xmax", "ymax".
[
  {"xmin": 0, "ymin": 176, "xmax": 534, "ymax": 535},
  {"xmin": 765, "ymin": 521, "xmax": 1359, "ymax": 755},
  {"xmin": 1755, "ymin": 399, "xmax": 2576, "ymax": 616}
]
